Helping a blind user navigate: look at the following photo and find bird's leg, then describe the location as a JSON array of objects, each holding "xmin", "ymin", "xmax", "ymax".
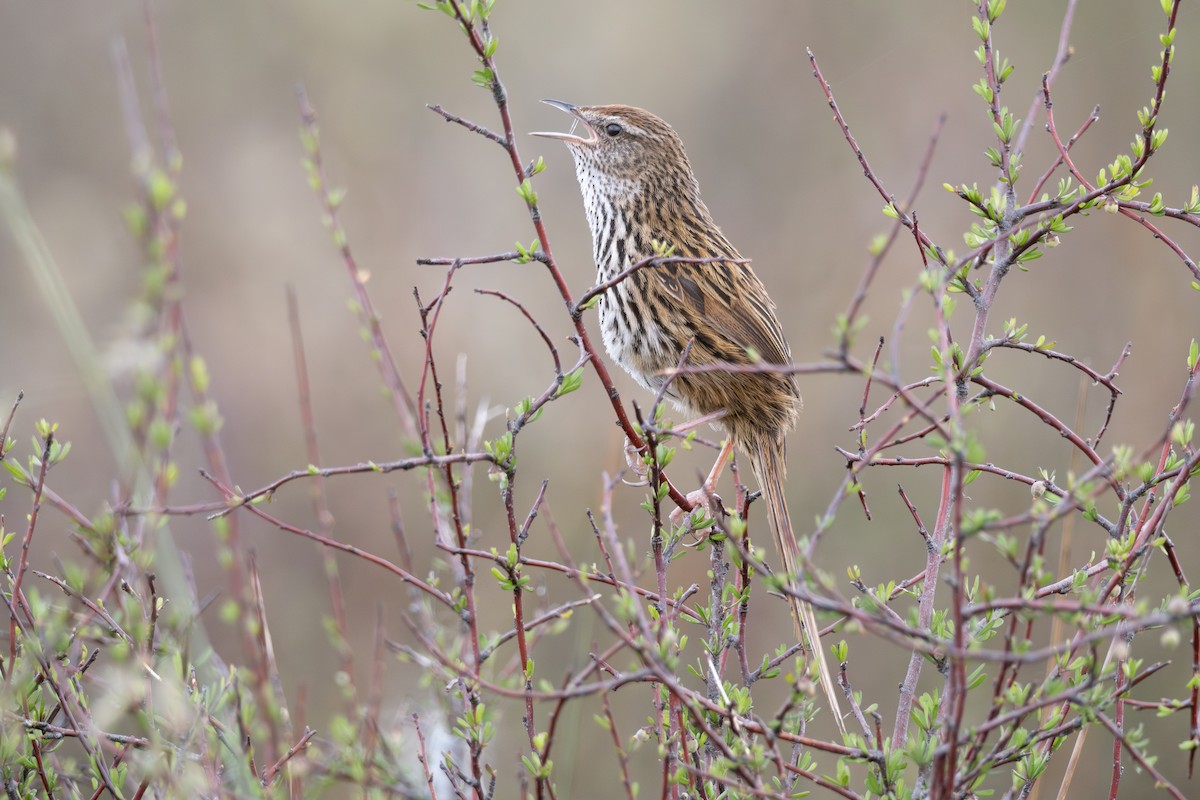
[{"xmin": 670, "ymin": 438, "xmax": 734, "ymax": 531}]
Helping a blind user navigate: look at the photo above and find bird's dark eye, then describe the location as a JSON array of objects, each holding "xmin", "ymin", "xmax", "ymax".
[{"xmin": 604, "ymin": 123, "xmax": 622, "ymax": 137}]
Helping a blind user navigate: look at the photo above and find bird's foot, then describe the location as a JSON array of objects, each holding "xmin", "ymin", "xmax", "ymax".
[
  {"xmin": 621, "ymin": 439, "xmax": 649, "ymax": 486},
  {"xmin": 669, "ymin": 486, "xmax": 726, "ymax": 542}
]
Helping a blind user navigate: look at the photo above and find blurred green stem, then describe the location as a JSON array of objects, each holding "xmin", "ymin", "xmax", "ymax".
[{"xmin": 0, "ymin": 159, "xmax": 198, "ymax": 641}]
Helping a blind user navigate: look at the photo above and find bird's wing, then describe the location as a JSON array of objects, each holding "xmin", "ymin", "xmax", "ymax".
[{"xmin": 656, "ymin": 259, "xmax": 792, "ymax": 367}]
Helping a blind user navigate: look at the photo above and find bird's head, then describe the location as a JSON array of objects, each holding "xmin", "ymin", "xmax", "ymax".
[{"xmin": 531, "ymin": 101, "xmax": 695, "ymax": 190}]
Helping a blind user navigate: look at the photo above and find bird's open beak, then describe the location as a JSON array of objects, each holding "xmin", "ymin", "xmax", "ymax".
[{"xmin": 529, "ymin": 99, "xmax": 597, "ymax": 145}]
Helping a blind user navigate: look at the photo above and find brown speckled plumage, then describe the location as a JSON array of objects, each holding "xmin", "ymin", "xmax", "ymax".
[{"xmin": 534, "ymin": 102, "xmax": 843, "ymax": 732}]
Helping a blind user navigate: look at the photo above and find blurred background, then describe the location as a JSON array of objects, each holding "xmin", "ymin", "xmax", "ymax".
[{"xmin": 3, "ymin": 1, "xmax": 1199, "ymax": 796}]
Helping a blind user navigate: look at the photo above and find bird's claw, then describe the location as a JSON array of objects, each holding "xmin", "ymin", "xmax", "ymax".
[
  {"xmin": 622, "ymin": 438, "xmax": 649, "ymax": 486},
  {"xmin": 669, "ymin": 488, "xmax": 726, "ymax": 539}
]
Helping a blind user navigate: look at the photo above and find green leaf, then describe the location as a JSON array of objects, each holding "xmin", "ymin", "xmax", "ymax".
[
  {"xmin": 515, "ymin": 178, "xmax": 538, "ymax": 206},
  {"xmin": 555, "ymin": 367, "xmax": 585, "ymax": 397},
  {"xmin": 971, "ymin": 15, "xmax": 989, "ymax": 41},
  {"xmin": 147, "ymin": 168, "xmax": 175, "ymax": 211},
  {"xmin": 122, "ymin": 203, "xmax": 148, "ymax": 239},
  {"xmin": 189, "ymin": 355, "xmax": 211, "ymax": 393},
  {"xmin": 1184, "ymin": 185, "xmax": 1199, "ymax": 214},
  {"xmin": 471, "ymin": 67, "xmax": 495, "ymax": 90}
]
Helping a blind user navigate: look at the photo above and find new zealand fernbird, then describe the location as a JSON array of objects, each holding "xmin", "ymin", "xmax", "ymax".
[{"xmin": 532, "ymin": 101, "xmax": 844, "ymax": 733}]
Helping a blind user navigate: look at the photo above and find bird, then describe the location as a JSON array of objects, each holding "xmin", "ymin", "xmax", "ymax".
[{"xmin": 532, "ymin": 101, "xmax": 845, "ymax": 734}]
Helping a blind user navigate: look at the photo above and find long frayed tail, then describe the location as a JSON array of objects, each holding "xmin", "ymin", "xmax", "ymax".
[{"xmin": 751, "ymin": 440, "xmax": 846, "ymax": 736}]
